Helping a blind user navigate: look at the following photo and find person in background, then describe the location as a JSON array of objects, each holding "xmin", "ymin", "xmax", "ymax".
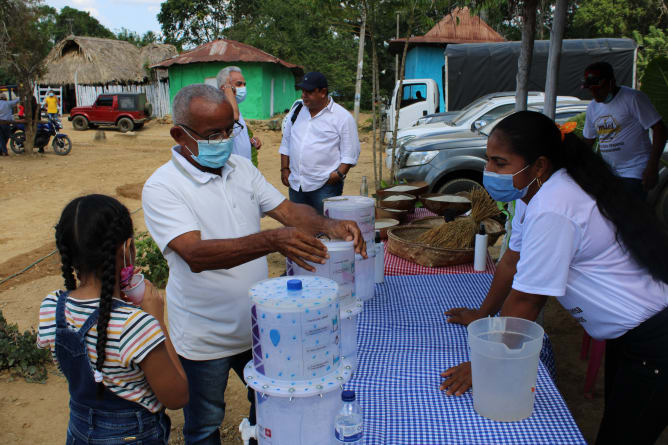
[
  {"xmin": 0, "ymin": 94, "xmax": 19, "ymax": 156},
  {"xmin": 43, "ymin": 90, "xmax": 60, "ymax": 122},
  {"xmin": 582, "ymin": 61, "xmax": 667, "ymax": 200},
  {"xmin": 17, "ymin": 102, "xmax": 25, "ymax": 120},
  {"xmin": 38, "ymin": 194, "xmax": 188, "ymax": 444},
  {"xmin": 440, "ymin": 111, "xmax": 668, "ymax": 445},
  {"xmin": 215, "ymin": 66, "xmax": 262, "ymax": 165},
  {"xmin": 279, "ymin": 71, "xmax": 361, "ymax": 214},
  {"xmin": 142, "ymin": 84, "xmax": 366, "ymax": 445}
]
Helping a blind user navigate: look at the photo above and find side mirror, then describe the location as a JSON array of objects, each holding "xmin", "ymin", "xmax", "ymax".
[{"xmin": 422, "ymin": 110, "xmax": 428, "ymax": 116}]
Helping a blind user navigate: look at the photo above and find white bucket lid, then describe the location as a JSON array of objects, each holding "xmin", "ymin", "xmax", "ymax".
[
  {"xmin": 244, "ymin": 359, "xmax": 353, "ymax": 398},
  {"xmin": 322, "ymin": 239, "xmax": 355, "ymax": 252},
  {"xmin": 250, "ymin": 276, "xmax": 338, "ymax": 310},
  {"xmin": 323, "ymin": 195, "xmax": 375, "ymax": 210}
]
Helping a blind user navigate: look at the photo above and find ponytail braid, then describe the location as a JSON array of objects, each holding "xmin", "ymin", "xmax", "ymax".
[
  {"xmin": 55, "ymin": 226, "xmax": 77, "ymax": 291},
  {"xmin": 95, "ymin": 218, "xmax": 126, "ymax": 398}
]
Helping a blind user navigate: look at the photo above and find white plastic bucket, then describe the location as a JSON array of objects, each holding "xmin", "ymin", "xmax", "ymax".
[
  {"xmin": 286, "ymin": 240, "xmax": 356, "ymax": 309},
  {"xmin": 354, "ymin": 237, "xmax": 376, "ymax": 301},
  {"xmin": 253, "ymin": 387, "xmax": 341, "ymax": 445},
  {"xmin": 323, "ymin": 196, "xmax": 375, "ymax": 240},
  {"xmin": 340, "ymin": 299, "xmax": 363, "ymax": 372},
  {"xmin": 468, "ymin": 317, "xmax": 544, "ymax": 421}
]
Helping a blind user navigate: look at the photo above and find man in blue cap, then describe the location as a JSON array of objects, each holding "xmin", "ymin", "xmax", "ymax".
[{"xmin": 279, "ymin": 71, "xmax": 361, "ymax": 214}]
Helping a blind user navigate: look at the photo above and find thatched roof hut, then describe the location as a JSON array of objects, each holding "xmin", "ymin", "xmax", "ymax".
[{"xmin": 40, "ymin": 35, "xmax": 177, "ymax": 85}]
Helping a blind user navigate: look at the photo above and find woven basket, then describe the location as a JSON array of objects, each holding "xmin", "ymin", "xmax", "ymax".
[
  {"xmin": 386, "ymin": 226, "xmax": 474, "ymax": 267},
  {"xmin": 409, "ymin": 217, "xmax": 506, "ymax": 246}
]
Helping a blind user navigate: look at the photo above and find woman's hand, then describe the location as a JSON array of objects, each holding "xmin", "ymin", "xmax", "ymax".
[
  {"xmin": 444, "ymin": 307, "xmax": 485, "ymax": 326},
  {"xmin": 440, "ymin": 362, "xmax": 472, "ymax": 396}
]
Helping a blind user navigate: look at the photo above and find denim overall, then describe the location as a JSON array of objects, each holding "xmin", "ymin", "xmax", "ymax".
[{"xmin": 55, "ymin": 291, "xmax": 171, "ymax": 444}]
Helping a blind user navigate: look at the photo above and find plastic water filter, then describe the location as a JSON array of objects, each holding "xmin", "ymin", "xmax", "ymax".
[
  {"xmin": 286, "ymin": 240, "xmax": 363, "ymax": 372},
  {"xmin": 242, "ymin": 277, "xmax": 354, "ymax": 445},
  {"xmin": 323, "ymin": 196, "xmax": 376, "ymax": 301}
]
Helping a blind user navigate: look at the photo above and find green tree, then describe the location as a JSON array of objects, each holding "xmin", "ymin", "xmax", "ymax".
[
  {"xmin": 567, "ymin": 0, "xmax": 667, "ymax": 38},
  {"xmin": 158, "ymin": 0, "xmax": 229, "ymax": 49},
  {"xmin": 116, "ymin": 28, "xmax": 160, "ymax": 47},
  {"xmin": 633, "ymin": 26, "xmax": 668, "ymax": 86},
  {"xmin": 52, "ymin": 6, "xmax": 114, "ymax": 42},
  {"xmin": 0, "ymin": 0, "xmax": 51, "ymax": 155}
]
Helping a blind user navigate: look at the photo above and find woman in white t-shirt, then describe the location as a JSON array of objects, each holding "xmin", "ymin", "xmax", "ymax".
[{"xmin": 440, "ymin": 111, "xmax": 668, "ymax": 445}]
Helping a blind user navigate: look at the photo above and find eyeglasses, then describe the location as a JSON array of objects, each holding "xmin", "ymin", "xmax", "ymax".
[{"xmin": 178, "ymin": 121, "xmax": 244, "ymax": 142}]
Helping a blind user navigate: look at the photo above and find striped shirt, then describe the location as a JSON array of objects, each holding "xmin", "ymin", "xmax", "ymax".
[{"xmin": 37, "ymin": 292, "xmax": 166, "ymax": 412}]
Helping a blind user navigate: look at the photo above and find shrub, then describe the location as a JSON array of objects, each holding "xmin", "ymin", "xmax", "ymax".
[
  {"xmin": 0, "ymin": 310, "xmax": 50, "ymax": 383},
  {"xmin": 135, "ymin": 231, "xmax": 169, "ymax": 288}
]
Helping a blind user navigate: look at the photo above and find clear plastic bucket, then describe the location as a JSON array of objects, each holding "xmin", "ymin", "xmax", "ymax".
[{"xmin": 468, "ymin": 317, "xmax": 544, "ymax": 421}]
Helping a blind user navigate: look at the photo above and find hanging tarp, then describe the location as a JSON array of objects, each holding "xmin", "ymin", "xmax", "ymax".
[{"xmin": 445, "ymin": 38, "xmax": 637, "ymax": 111}]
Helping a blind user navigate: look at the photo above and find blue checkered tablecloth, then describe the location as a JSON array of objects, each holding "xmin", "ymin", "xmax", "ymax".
[{"xmin": 345, "ymin": 274, "xmax": 584, "ymax": 445}]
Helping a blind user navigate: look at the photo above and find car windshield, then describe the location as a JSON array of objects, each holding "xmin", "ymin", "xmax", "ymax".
[{"xmin": 449, "ymin": 101, "xmax": 491, "ymax": 126}]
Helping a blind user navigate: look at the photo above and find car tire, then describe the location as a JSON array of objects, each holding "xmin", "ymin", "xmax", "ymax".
[
  {"xmin": 437, "ymin": 178, "xmax": 482, "ymax": 195},
  {"xmin": 118, "ymin": 117, "xmax": 134, "ymax": 133},
  {"xmin": 144, "ymin": 103, "xmax": 153, "ymax": 117},
  {"xmin": 72, "ymin": 116, "xmax": 88, "ymax": 131},
  {"xmin": 655, "ymin": 185, "xmax": 668, "ymax": 228}
]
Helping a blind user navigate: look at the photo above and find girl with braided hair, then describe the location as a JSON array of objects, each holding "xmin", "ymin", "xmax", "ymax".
[
  {"xmin": 441, "ymin": 111, "xmax": 668, "ymax": 444},
  {"xmin": 37, "ymin": 194, "xmax": 188, "ymax": 444}
]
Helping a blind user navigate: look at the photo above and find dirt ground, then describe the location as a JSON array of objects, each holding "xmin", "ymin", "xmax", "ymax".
[{"xmin": 0, "ymin": 114, "xmax": 665, "ymax": 445}]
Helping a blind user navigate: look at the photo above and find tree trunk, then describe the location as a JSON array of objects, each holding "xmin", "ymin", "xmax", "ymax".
[
  {"xmin": 376, "ymin": 47, "xmax": 383, "ymax": 189},
  {"xmin": 20, "ymin": 84, "xmax": 36, "ymax": 155},
  {"xmin": 515, "ymin": 0, "xmax": 538, "ymax": 112},
  {"xmin": 353, "ymin": 9, "xmax": 366, "ymax": 123},
  {"xmin": 543, "ymin": 0, "xmax": 568, "ymax": 119},
  {"xmin": 390, "ymin": 6, "xmax": 416, "ymax": 182},
  {"xmin": 370, "ymin": 33, "xmax": 379, "ymax": 191}
]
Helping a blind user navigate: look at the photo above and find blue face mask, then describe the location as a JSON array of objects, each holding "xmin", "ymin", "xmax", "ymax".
[
  {"xmin": 181, "ymin": 127, "xmax": 234, "ymax": 169},
  {"xmin": 483, "ymin": 164, "xmax": 536, "ymax": 202},
  {"xmin": 235, "ymin": 87, "xmax": 247, "ymax": 104}
]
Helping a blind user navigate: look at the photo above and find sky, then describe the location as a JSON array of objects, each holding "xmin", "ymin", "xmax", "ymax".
[{"xmin": 44, "ymin": 0, "xmax": 163, "ymax": 36}]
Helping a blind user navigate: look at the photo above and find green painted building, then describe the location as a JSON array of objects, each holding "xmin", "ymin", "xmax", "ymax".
[{"xmin": 153, "ymin": 40, "xmax": 303, "ymax": 119}]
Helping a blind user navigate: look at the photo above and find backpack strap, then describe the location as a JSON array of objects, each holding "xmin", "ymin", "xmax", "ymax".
[{"xmin": 290, "ymin": 102, "xmax": 303, "ymax": 125}]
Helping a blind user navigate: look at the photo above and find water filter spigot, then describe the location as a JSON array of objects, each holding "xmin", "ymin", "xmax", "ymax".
[{"xmin": 239, "ymin": 418, "xmax": 257, "ymax": 445}]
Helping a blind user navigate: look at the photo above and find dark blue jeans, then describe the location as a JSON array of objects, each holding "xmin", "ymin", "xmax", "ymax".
[
  {"xmin": 179, "ymin": 350, "xmax": 256, "ymax": 445},
  {"xmin": 289, "ymin": 181, "xmax": 344, "ymax": 215},
  {"xmin": 0, "ymin": 124, "xmax": 10, "ymax": 154},
  {"xmin": 619, "ymin": 177, "xmax": 648, "ymax": 202}
]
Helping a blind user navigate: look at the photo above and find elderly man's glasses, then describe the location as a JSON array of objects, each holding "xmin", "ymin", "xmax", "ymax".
[{"xmin": 178, "ymin": 121, "xmax": 244, "ymax": 142}]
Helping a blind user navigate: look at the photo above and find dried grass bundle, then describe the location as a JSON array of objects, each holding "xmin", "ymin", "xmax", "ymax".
[{"xmin": 417, "ymin": 188, "xmax": 500, "ymax": 249}]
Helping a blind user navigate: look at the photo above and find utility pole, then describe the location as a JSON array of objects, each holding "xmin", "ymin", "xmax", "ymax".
[
  {"xmin": 66, "ymin": 18, "xmax": 74, "ymax": 36},
  {"xmin": 395, "ymin": 12, "xmax": 400, "ymax": 83},
  {"xmin": 353, "ymin": 9, "xmax": 367, "ymax": 123},
  {"xmin": 543, "ymin": 0, "xmax": 568, "ymax": 119}
]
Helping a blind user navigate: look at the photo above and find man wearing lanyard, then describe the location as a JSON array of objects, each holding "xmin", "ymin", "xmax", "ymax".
[
  {"xmin": 279, "ymin": 71, "xmax": 361, "ymax": 214},
  {"xmin": 216, "ymin": 66, "xmax": 262, "ymax": 164}
]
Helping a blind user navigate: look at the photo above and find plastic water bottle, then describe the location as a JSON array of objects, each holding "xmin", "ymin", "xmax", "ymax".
[
  {"xmin": 360, "ymin": 176, "xmax": 368, "ymax": 197},
  {"xmin": 334, "ymin": 390, "xmax": 363, "ymax": 444}
]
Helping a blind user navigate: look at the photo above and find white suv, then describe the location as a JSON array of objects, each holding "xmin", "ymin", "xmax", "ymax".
[{"xmin": 392, "ymin": 93, "xmax": 580, "ymax": 149}]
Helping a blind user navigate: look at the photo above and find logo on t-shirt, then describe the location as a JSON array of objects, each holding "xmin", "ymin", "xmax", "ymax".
[{"xmin": 594, "ymin": 115, "xmax": 621, "ymax": 143}]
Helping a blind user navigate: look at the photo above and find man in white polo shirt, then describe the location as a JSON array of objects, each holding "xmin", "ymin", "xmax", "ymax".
[
  {"xmin": 279, "ymin": 71, "xmax": 361, "ymax": 214},
  {"xmin": 142, "ymin": 84, "xmax": 366, "ymax": 445}
]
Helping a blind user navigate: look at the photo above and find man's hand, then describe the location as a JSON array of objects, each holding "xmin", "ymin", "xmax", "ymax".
[
  {"xmin": 281, "ymin": 168, "xmax": 290, "ymax": 187},
  {"xmin": 250, "ymin": 137, "xmax": 262, "ymax": 150},
  {"xmin": 325, "ymin": 219, "xmax": 367, "ymax": 258},
  {"xmin": 642, "ymin": 163, "xmax": 659, "ymax": 191},
  {"xmin": 271, "ymin": 227, "xmax": 329, "ymax": 271},
  {"xmin": 444, "ymin": 307, "xmax": 485, "ymax": 326},
  {"xmin": 440, "ymin": 362, "xmax": 472, "ymax": 396},
  {"xmin": 326, "ymin": 171, "xmax": 342, "ymax": 185}
]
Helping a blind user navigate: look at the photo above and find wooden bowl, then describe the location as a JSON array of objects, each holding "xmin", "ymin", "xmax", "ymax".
[
  {"xmin": 375, "ymin": 218, "xmax": 400, "ymax": 240},
  {"xmin": 375, "ymin": 206, "xmax": 409, "ymax": 222},
  {"xmin": 379, "ymin": 193, "xmax": 416, "ymax": 211},
  {"xmin": 386, "ymin": 226, "xmax": 474, "ymax": 267},
  {"xmin": 376, "ymin": 181, "xmax": 429, "ymax": 200},
  {"xmin": 419, "ymin": 193, "xmax": 471, "ymax": 217}
]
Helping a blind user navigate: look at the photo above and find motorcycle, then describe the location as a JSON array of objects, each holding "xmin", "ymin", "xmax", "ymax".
[{"xmin": 9, "ymin": 115, "xmax": 72, "ymax": 155}]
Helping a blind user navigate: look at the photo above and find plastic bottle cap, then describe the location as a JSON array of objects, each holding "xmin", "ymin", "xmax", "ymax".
[
  {"xmin": 479, "ymin": 223, "xmax": 486, "ymax": 235},
  {"xmin": 341, "ymin": 390, "xmax": 356, "ymax": 402},
  {"xmin": 287, "ymin": 279, "xmax": 302, "ymax": 291}
]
